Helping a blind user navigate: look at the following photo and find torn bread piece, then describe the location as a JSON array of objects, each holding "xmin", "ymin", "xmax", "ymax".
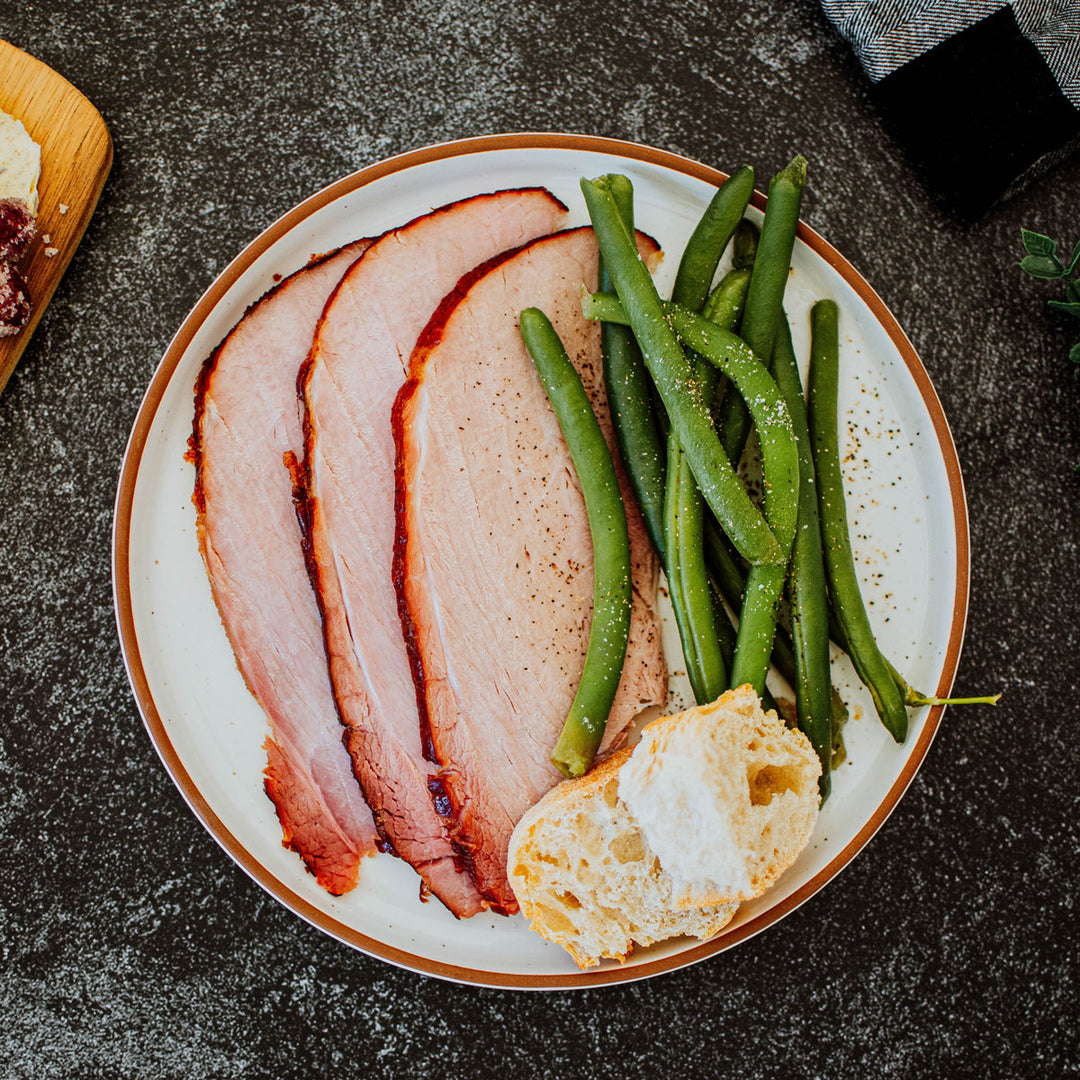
[
  {"xmin": 507, "ymin": 686, "xmax": 820, "ymax": 968},
  {"xmin": 507, "ymin": 749, "xmax": 738, "ymax": 969}
]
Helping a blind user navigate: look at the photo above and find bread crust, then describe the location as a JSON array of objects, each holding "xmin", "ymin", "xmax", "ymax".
[{"xmin": 507, "ymin": 687, "xmax": 821, "ymax": 969}]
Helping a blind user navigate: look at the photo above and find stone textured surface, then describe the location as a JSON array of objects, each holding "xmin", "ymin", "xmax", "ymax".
[{"xmin": 1, "ymin": 1, "xmax": 1077, "ymax": 1076}]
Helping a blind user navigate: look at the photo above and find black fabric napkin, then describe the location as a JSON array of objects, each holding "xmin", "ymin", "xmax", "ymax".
[{"xmin": 822, "ymin": 1, "xmax": 1080, "ymax": 221}]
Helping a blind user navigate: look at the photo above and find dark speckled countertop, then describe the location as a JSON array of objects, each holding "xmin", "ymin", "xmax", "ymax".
[{"xmin": 1, "ymin": 2, "xmax": 1077, "ymax": 1076}]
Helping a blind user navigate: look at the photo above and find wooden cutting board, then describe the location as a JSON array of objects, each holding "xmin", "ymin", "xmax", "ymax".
[{"xmin": 0, "ymin": 38, "xmax": 112, "ymax": 395}]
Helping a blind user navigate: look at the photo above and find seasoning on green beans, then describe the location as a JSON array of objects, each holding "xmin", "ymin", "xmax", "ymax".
[
  {"xmin": 580, "ymin": 175, "xmax": 783, "ymax": 569},
  {"xmin": 582, "ymin": 289, "xmax": 798, "ymax": 695},
  {"xmin": 716, "ymin": 155, "xmax": 806, "ymax": 466},
  {"xmin": 665, "ymin": 169, "xmax": 754, "ymax": 703},
  {"xmin": 519, "ymin": 307, "xmax": 632, "ymax": 778},
  {"xmin": 581, "ymin": 293, "xmax": 798, "ymax": 561},
  {"xmin": 714, "ymin": 157, "xmax": 806, "ymax": 694},
  {"xmin": 598, "ymin": 174, "xmax": 668, "ymax": 562}
]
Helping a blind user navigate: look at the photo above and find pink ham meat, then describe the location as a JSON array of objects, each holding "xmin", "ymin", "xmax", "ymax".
[
  {"xmin": 394, "ymin": 226, "xmax": 668, "ymax": 914},
  {"xmin": 192, "ymin": 240, "xmax": 379, "ymax": 895},
  {"xmin": 301, "ymin": 188, "xmax": 567, "ymax": 917}
]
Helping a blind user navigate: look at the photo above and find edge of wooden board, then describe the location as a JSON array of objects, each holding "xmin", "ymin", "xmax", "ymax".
[{"xmin": 0, "ymin": 38, "xmax": 113, "ymax": 394}]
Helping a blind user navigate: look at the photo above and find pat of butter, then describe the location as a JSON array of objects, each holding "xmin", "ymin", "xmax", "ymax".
[{"xmin": 0, "ymin": 111, "xmax": 41, "ymax": 215}]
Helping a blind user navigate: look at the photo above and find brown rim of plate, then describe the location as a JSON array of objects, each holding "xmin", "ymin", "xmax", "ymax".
[{"xmin": 111, "ymin": 132, "xmax": 969, "ymax": 991}]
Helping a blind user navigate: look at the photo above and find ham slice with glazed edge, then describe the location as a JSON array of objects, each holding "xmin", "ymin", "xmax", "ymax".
[
  {"xmin": 393, "ymin": 226, "xmax": 668, "ymax": 915},
  {"xmin": 192, "ymin": 240, "xmax": 379, "ymax": 895},
  {"xmin": 301, "ymin": 188, "xmax": 567, "ymax": 917}
]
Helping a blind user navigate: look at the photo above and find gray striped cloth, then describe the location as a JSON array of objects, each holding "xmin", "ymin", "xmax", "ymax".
[
  {"xmin": 822, "ymin": 1, "xmax": 1080, "ymax": 218},
  {"xmin": 823, "ymin": 0, "xmax": 1080, "ymax": 101}
]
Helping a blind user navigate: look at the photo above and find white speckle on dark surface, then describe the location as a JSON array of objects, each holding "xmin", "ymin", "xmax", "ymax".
[{"xmin": 0, "ymin": 0, "xmax": 1077, "ymax": 1076}]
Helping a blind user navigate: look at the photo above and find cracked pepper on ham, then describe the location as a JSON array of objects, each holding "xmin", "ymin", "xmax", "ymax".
[
  {"xmin": 300, "ymin": 189, "xmax": 568, "ymax": 916},
  {"xmin": 394, "ymin": 226, "xmax": 668, "ymax": 914},
  {"xmin": 192, "ymin": 240, "xmax": 380, "ymax": 895}
]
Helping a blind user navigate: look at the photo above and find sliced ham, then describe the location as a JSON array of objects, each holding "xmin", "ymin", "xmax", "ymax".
[
  {"xmin": 393, "ymin": 226, "xmax": 668, "ymax": 915},
  {"xmin": 301, "ymin": 188, "xmax": 567, "ymax": 917},
  {"xmin": 192, "ymin": 240, "xmax": 380, "ymax": 895}
]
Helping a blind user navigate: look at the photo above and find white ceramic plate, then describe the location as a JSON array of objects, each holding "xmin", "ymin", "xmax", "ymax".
[{"xmin": 113, "ymin": 134, "xmax": 968, "ymax": 989}]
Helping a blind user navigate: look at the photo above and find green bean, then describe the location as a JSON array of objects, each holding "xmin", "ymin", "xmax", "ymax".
[
  {"xmin": 581, "ymin": 294, "xmax": 798, "ymax": 556},
  {"xmin": 700, "ymin": 161, "xmax": 804, "ymax": 692},
  {"xmin": 807, "ymin": 299, "xmax": 908, "ymax": 742},
  {"xmin": 729, "ymin": 565, "xmax": 788, "ymax": 693},
  {"xmin": 671, "ymin": 263, "xmax": 750, "ymax": 703},
  {"xmin": 704, "ymin": 518, "xmax": 749, "ymax": 611},
  {"xmin": 701, "ymin": 224, "xmax": 755, "ymax": 448},
  {"xmin": 580, "ymin": 175, "xmax": 783, "ymax": 568},
  {"xmin": 706, "ymin": 574, "xmax": 739, "ymax": 669},
  {"xmin": 716, "ymin": 156, "xmax": 806, "ymax": 465},
  {"xmin": 772, "ymin": 313, "xmax": 832, "ymax": 797},
  {"xmin": 708, "ymin": 501, "xmax": 993, "ymax": 732},
  {"xmin": 740, "ymin": 157, "xmax": 805, "ymax": 363},
  {"xmin": 582, "ymin": 291, "xmax": 799, "ymax": 695},
  {"xmin": 702, "ymin": 268, "xmax": 752, "ymax": 331},
  {"xmin": 700, "ymin": 220, "xmax": 756, "ymax": 451},
  {"xmin": 700, "ymin": 267, "xmax": 752, "ymax": 420},
  {"xmin": 598, "ymin": 175, "xmax": 668, "ymax": 562},
  {"xmin": 665, "ymin": 433, "xmax": 727, "ymax": 702},
  {"xmin": 705, "ymin": 518, "xmax": 793, "ymax": 680},
  {"xmin": 665, "ymin": 174, "xmax": 754, "ymax": 703},
  {"xmin": 519, "ymin": 308, "xmax": 632, "ymax": 778},
  {"xmin": 731, "ymin": 218, "xmax": 760, "ymax": 271},
  {"xmin": 671, "ymin": 165, "xmax": 755, "ymax": 313},
  {"xmin": 704, "ymin": 516, "xmax": 850, "ymax": 757},
  {"xmin": 706, "ymin": 574, "xmax": 785, "ymax": 718}
]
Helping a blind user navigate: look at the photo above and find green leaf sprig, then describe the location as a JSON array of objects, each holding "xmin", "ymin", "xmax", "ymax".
[{"xmin": 1019, "ymin": 228, "xmax": 1080, "ymax": 364}]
